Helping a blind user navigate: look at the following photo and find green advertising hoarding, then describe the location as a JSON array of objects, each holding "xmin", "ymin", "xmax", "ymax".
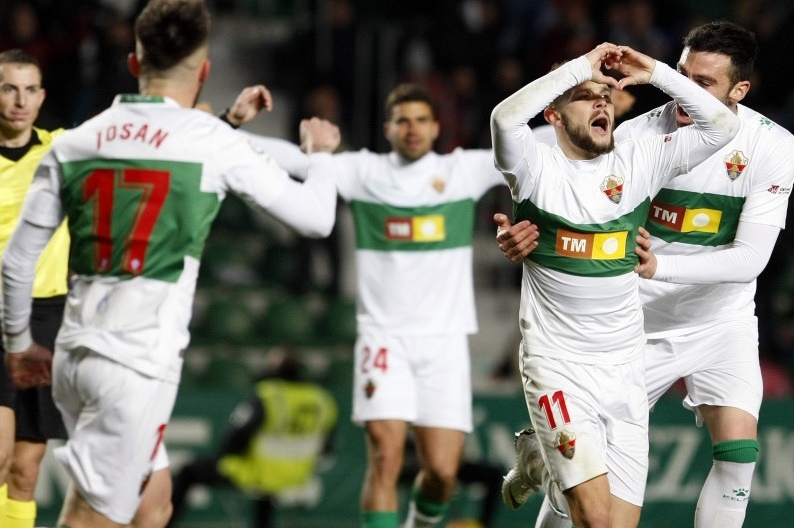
[{"xmin": 32, "ymin": 389, "xmax": 794, "ymax": 527}]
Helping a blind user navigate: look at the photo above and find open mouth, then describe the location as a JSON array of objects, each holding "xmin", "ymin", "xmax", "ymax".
[
  {"xmin": 590, "ymin": 115, "xmax": 610, "ymax": 134},
  {"xmin": 675, "ymin": 103, "xmax": 693, "ymax": 126}
]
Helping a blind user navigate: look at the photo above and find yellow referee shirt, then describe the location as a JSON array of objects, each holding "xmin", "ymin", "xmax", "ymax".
[{"xmin": 0, "ymin": 127, "xmax": 69, "ymax": 298}]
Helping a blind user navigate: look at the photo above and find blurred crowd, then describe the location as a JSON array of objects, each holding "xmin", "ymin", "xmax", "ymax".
[{"xmin": 5, "ymin": 0, "xmax": 794, "ymax": 392}]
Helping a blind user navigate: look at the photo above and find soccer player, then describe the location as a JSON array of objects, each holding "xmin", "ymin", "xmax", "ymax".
[
  {"xmin": 0, "ymin": 1, "xmax": 340, "ymax": 527},
  {"xmin": 226, "ymin": 82, "xmax": 509, "ymax": 528},
  {"xmin": 490, "ymin": 41, "xmax": 738, "ymax": 527},
  {"xmin": 0, "ymin": 48, "xmax": 172, "ymax": 528},
  {"xmin": 497, "ymin": 21, "xmax": 794, "ymax": 528}
]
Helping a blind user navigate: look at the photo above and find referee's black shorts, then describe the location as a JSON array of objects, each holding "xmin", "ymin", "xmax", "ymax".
[{"xmin": 0, "ymin": 295, "xmax": 68, "ymax": 441}]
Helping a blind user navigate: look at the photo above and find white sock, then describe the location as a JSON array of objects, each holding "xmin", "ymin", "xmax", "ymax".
[
  {"xmin": 695, "ymin": 460, "xmax": 756, "ymax": 528},
  {"xmin": 535, "ymin": 495, "xmax": 573, "ymax": 528}
]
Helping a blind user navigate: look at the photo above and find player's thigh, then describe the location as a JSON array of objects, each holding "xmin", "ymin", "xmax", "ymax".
[
  {"xmin": 681, "ymin": 318, "xmax": 762, "ymax": 425},
  {"xmin": 412, "ymin": 334, "xmax": 472, "ymax": 433},
  {"xmin": 522, "ymin": 354, "xmax": 609, "ymax": 492},
  {"xmin": 53, "ymin": 348, "xmax": 177, "ymax": 524},
  {"xmin": 644, "ymin": 337, "xmax": 682, "ymax": 408},
  {"xmin": 523, "ymin": 354, "xmax": 648, "ymax": 505},
  {"xmin": 353, "ymin": 332, "xmax": 417, "ymax": 424}
]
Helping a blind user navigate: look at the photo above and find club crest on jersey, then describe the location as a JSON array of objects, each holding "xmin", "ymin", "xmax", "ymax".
[
  {"xmin": 724, "ymin": 150, "xmax": 748, "ymax": 181},
  {"xmin": 555, "ymin": 430, "xmax": 576, "ymax": 459},
  {"xmin": 364, "ymin": 379, "xmax": 376, "ymax": 399},
  {"xmin": 600, "ymin": 174, "xmax": 624, "ymax": 204},
  {"xmin": 430, "ymin": 175, "xmax": 446, "ymax": 193}
]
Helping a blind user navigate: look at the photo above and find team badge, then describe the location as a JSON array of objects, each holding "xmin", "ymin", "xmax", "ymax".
[
  {"xmin": 431, "ymin": 175, "xmax": 446, "ymax": 193},
  {"xmin": 600, "ymin": 174, "xmax": 624, "ymax": 204},
  {"xmin": 364, "ymin": 379, "xmax": 376, "ymax": 399},
  {"xmin": 554, "ymin": 430, "xmax": 576, "ymax": 460},
  {"xmin": 724, "ymin": 150, "xmax": 748, "ymax": 181}
]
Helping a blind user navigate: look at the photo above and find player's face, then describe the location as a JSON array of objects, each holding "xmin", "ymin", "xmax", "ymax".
[
  {"xmin": 0, "ymin": 63, "xmax": 45, "ymax": 137},
  {"xmin": 384, "ymin": 101, "xmax": 439, "ymax": 161},
  {"xmin": 675, "ymin": 48, "xmax": 733, "ymax": 127},
  {"xmin": 558, "ymin": 81, "xmax": 615, "ymax": 158}
]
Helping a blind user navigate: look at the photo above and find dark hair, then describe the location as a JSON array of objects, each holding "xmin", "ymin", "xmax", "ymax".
[
  {"xmin": 0, "ymin": 49, "xmax": 40, "ymax": 69},
  {"xmin": 134, "ymin": 0, "xmax": 210, "ymax": 74},
  {"xmin": 683, "ymin": 21, "xmax": 757, "ymax": 85},
  {"xmin": 384, "ymin": 83, "xmax": 436, "ymax": 119}
]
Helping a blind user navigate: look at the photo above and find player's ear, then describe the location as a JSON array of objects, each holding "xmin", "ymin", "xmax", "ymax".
[
  {"xmin": 199, "ymin": 59, "xmax": 211, "ymax": 83},
  {"xmin": 728, "ymin": 80, "xmax": 750, "ymax": 105},
  {"xmin": 127, "ymin": 53, "xmax": 140, "ymax": 78},
  {"xmin": 544, "ymin": 106, "xmax": 562, "ymax": 127}
]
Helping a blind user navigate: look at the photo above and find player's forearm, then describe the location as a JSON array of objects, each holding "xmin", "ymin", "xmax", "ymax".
[
  {"xmin": 266, "ymin": 152, "xmax": 337, "ymax": 238},
  {"xmin": 650, "ymin": 62, "xmax": 739, "ymax": 163},
  {"xmin": 242, "ymin": 132, "xmax": 311, "ymax": 180},
  {"xmin": 490, "ymin": 56, "xmax": 591, "ymax": 171},
  {"xmin": 2, "ymin": 221, "xmax": 51, "ymax": 350},
  {"xmin": 653, "ymin": 221, "xmax": 778, "ymax": 284}
]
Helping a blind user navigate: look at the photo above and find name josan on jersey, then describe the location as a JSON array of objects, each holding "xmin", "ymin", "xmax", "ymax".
[
  {"xmin": 61, "ymin": 157, "xmax": 221, "ymax": 282},
  {"xmin": 350, "ymin": 198, "xmax": 475, "ymax": 251}
]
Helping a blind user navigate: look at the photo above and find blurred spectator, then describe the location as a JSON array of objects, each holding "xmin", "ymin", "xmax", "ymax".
[{"xmin": 168, "ymin": 352, "xmax": 338, "ymax": 528}]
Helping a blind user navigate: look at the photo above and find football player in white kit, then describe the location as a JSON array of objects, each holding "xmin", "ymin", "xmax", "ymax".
[
  {"xmin": 490, "ymin": 41, "xmax": 738, "ymax": 528},
  {"xmin": 496, "ymin": 21, "xmax": 794, "ymax": 528},
  {"xmin": 223, "ymin": 82, "xmax": 508, "ymax": 528},
  {"xmin": 0, "ymin": 1, "xmax": 341, "ymax": 527}
]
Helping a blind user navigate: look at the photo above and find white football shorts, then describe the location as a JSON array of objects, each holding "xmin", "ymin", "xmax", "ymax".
[
  {"xmin": 52, "ymin": 346, "xmax": 178, "ymax": 524},
  {"xmin": 352, "ymin": 331, "xmax": 472, "ymax": 432},
  {"xmin": 521, "ymin": 352, "xmax": 649, "ymax": 506},
  {"xmin": 645, "ymin": 315, "xmax": 762, "ymax": 425}
]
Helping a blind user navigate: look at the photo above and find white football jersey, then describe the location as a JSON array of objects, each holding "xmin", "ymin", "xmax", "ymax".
[
  {"xmin": 617, "ymin": 102, "xmax": 794, "ymax": 336},
  {"xmin": 333, "ymin": 148, "xmax": 504, "ymax": 336},
  {"xmin": 9, "ymin": 95, "xmax": 335, "ymax": 382}
]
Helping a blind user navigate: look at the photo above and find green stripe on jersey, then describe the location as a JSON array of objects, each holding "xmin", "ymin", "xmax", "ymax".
[
  {"xmin": 61, "ymin": 158, "xmax": 221, "ymax": 282},
  {"xmin": 350, "ymin": 198, "xmax": 475, "ymax": 251},
  {"xmin": 514, "ymin": 198, "xmax": 650, "ymax": 277},
  {"xmin": 646, "ymin": 188, "xmax": 744, "ymax": 246}
]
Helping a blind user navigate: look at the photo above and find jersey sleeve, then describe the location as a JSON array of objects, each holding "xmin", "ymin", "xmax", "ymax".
[
  {"xmin": 2, "ymin": 154, "xmax": 65, "ymax": 348},
  {"xmin": 457, "ymin": 148, "xmax": 506, "ymax": 198},
  {"xmin": 652, "ymin": 220, "xmax": 779, "ymax": 284},
  {"xmin": 239, "ymin": 131, "xmax": 311, "ymax": 180},
  {"xmin": 490, "ymin": 55, "xmax": 592, "ymax": 198},
  {"xmin": 739, "ymin": 130, "xmax": 794, "ymax": 229},
  {"xmin": 625, "ymin": 66, "xmax": 739, "ymax": 197},
  {"xmin": 217, "ymin": 130, "xmax": 337, "ymax": 238}
]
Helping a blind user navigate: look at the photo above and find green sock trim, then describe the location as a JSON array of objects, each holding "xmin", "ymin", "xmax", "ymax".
[
  {"xmin": 361, "ymin": 511, "xmax": 399, "ymax": 528},
  {"xmin": 713, "ymin": 439, "xmax": 759, "ymax": 463},
  {"xmin": 411, "ymin": 484, "xmax": 448, "ymax": 518}
]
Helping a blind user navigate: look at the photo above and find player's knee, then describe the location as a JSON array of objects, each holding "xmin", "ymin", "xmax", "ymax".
[
  {"xmin": 421, "ymin": 461, "xmax": 458, "ymax": 488},
  {"xmin": 8, "ymin": 458, "xmax": 41, "ymax": 493}
]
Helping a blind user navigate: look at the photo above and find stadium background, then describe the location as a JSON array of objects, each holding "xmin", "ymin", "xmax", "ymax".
[{"xmin": 3, "ymin": 0, "xmax": 794, "ymax": 525}]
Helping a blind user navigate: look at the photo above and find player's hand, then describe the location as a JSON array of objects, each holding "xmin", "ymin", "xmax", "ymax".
[
  {"xmin": 585, "ymin": 43, "xmax": 621, "ymax": 89},
  {"xmin": 226, "ymin": 84, "xmax": 273, "ymax": 127},
  {"xmin": 613, "ymin": 45, "xmax": 656, "ymax": 89},
  {"xmin": 495, "ymin": 213, "xmax": 539, "ymax": 263},
  {"xmin": 634, "ymin": 226, "xmax": 657, "ymax": 278},
  {"xmin": 4, "ymin": 342, "xmax": 53, "ymax": 389},
  {"xmin": 300, "ymin": 117, "xmax": 341, "ymax": 154}
]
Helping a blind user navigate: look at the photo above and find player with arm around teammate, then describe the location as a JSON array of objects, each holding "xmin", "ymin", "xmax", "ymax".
[
  {"xmin": 497, "ymin": 21, "xmax": 793, "ymax": 528},
  {"xmin": 490, "ymin": 41, "xmax": 738, "ymax": 528}
]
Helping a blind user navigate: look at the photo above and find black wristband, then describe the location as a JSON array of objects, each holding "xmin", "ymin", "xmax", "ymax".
[{"xmin": 219, "ymin": 109, "xmax": 239, "ymax": 129}]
